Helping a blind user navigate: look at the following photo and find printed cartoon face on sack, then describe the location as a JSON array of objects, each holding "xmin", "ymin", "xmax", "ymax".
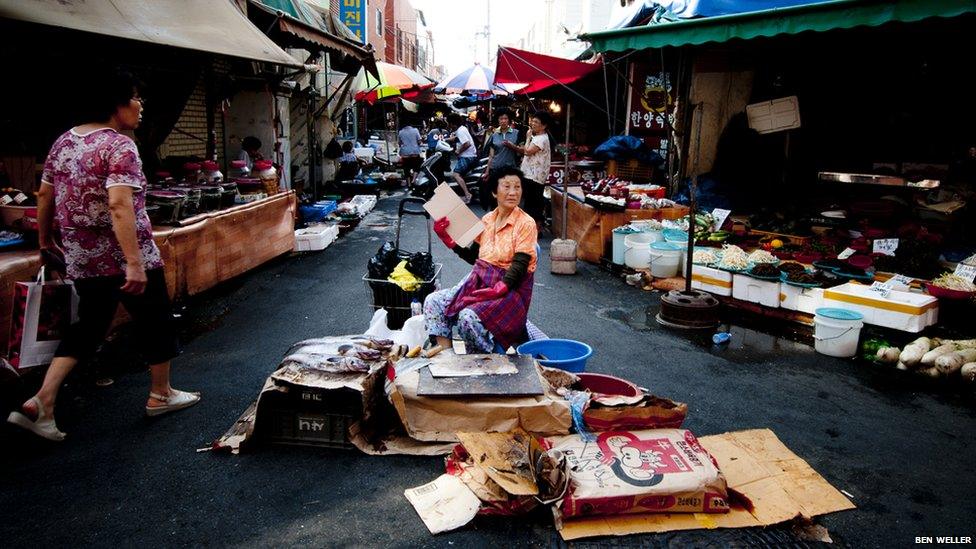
[{"xmin": 597, "ymin": 431, "xmax": 691, "ymax": 487}]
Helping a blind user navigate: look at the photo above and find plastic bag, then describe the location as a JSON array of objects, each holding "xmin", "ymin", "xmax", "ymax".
[
  {"xmin": 407, "ymin": 252, "xmax": 435, "ymax": 281},
  {"xmin": 593, "ymin": 135, "xmax": 665, "ymax": 166},
  {"xmin": 368, "ymin": 241, "xmax": 401, "ymax": 279}
]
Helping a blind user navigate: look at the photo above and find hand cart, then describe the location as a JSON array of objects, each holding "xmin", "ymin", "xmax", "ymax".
[{"xmin": 362, "ymin": 197, "xmax": 442, "ymax": 329}]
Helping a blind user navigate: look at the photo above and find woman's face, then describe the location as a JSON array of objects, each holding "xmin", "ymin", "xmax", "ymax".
[
  {"xmin": 116, "ymin": 92, "xmax": 144, "ymax": 130},
  {"xmin": 493, "ymin": 174, "xmax": 522, "ymax": 210},
  {"xmin": 497, "ymin": 114, "xmax": 510, "ymax": 129},
  {"xmin": 529, "ymin": 117, "xmax": 546, "ymax": 135}
]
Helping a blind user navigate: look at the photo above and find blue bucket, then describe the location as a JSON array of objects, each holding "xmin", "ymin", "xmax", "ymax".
[{"xmin": 516, "ymin": 339, "xmax": 593, "ymax": 373}]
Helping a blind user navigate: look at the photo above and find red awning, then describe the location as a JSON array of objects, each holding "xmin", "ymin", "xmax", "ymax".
[{"xmin": 493, "ymin": 46, "xmax": 602, "ymax": 95}]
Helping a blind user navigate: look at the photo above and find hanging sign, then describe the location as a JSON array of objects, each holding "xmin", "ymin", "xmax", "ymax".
[
  {"xmin": 340, "ymin": 0, "xmax": 368, "ymax": 44},
  {"xmin": 628, "ymin": 63, "xmax": 674, "ymax": 138}
]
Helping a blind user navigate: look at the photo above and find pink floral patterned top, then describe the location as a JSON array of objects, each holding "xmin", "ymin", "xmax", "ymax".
[{"xmin": 41, "ymin": 128, "xmax": 163, "ymax": 280}]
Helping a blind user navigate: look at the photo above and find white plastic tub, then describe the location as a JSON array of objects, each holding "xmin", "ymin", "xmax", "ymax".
[
  {"xmin": 691, "ymin": 264, "xmax": 732, "ymax": 297},
  {"xmin": 822, "ymin": 282, "xmax": 938, "ymax": 333},
  {"xmin": 623, "ymin": 232, "xmax": 656, "ymax": 269},
  {"xmin": 732, "ymin": 273, "xmax": 780, "ymax": 308},
  {"xmin": 779, "ymin": 284, "xmax": 824, "ymax": 314},
  {"xmin": 295, "ymin": 223, "xmax": 339, "ymax": 252},
  {"xmin": 648, "ymin": 241, "xmax": 683, "ymax": 278},
  {"xmin": 813, "ymin": 307, "xmax": 864, "ymax": 358}
]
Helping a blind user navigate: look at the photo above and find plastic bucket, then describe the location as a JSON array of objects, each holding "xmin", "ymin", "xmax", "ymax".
[
  {"xmin": 517, "ymin": 339, "xmax": 593, "ymax": 373},
  {"xmin": 648, "ymin": 241, "xmax": 683, "ymax": 278},
  {"xmin": 813, "ymin": 307, "xmax": 864, "ymax": 358},
  {"xmin": 624, "ymin": 232, "xmax": 656, "ymax": 269},
  {"xmin": 612, "ymin": 226, "xmax": 638, "ymax": 265}
]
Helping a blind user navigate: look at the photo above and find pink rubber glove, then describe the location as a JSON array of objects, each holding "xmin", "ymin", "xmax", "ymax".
[
  {"xmin": 458, "ymin": 281, "xmax": 509, "ymax": 309},
  {"xmin": 433, "ymin": 217, "xmax": 455, "ymax": 248}
]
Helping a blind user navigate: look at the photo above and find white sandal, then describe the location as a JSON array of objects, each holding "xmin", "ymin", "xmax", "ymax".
[
  {"xmin": 146, "ymin": 389, "xmax": 201, "ymax": 417},
  {"xmin": 7, "ymin": 396, "xmax": 66, "ymax": 441}
]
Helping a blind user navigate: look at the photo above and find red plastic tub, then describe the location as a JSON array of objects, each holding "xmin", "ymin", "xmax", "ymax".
[{"xmin": 576, "ymin": 373, "xmax": 640, "ymax": 398}]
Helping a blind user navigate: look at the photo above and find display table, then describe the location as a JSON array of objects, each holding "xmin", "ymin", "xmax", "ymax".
[
  {"xmin": 0, "ymin": 191, "xmax": 296, "ymax": 353},
  {"xmin": 550, "ymin": 187, "xmax": 688, "ymax": 264},
  {"xmin": 152, "ymin": 191, "xmax": 296, "ymax": 298}
]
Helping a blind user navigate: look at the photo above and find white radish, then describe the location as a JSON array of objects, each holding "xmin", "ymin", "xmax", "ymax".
[
  {"xmin": 876, "ymin": 347, "xmax": 901, "ymax": 364},
  {"xmin": 899, "ymin": 344, "xmax": 929, "ymax": 368},
  {"xmin": 943, "ymin": 339, "xmax": 976, "ymax": 349},
  {"xmin": 918, "ymin": 366, "xmax": 942, "ymax": 379},
  {"xmin": 896, "ymin": 362, "xmax": 909, "ymax": 371},
  {"xmin": 920, "ymin": 343, "xmax": 957, "ymax": 367},
  {"xmin": 911, "ymin": 337, "xmax": 933, "ymax": 350},
  {"xmin": 960, "ymin": 363, "xmax": 976, "ymax": 383},
  {"xmin": 935, "ymin": 349, "xmax": 976, "ymax": 375}
]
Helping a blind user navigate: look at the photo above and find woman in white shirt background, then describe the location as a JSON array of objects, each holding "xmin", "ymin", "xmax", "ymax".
[{"xmin": 505, "ymin": 111, "xmax": 552, "ymax": 228}]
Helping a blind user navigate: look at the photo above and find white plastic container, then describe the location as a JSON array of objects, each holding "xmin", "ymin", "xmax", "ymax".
[
  {"xmin": 612, "ymin": 226, "xmax": 639, "ymax": 265},
  {"xmin": 623, "ymin": 232, "xmax": 656, "ymax": 269},
  {"xmin": 648, "ymin": 241, "xmax": 683, "ymax": 278},
  {"xmin": 691, "ymin": 264, "xmax": 733, "ymax": 297},
  {"xmin": 813, "ymin": 307, "xmax": 864, "ymax": 358},
  {"xmin": 779, "ymin": 284, "xmax": 824, "ymax": 314},
  {"xmin": 294, "ymin": 223, "xmax": 339, "ymax": 251},
  {"xmin": 822, "ymin": 282, "xmax": 938, "ymax": 333},
  {"xmin": 732, "ymin": 273, "xmax": 780, "ymax": 308}
]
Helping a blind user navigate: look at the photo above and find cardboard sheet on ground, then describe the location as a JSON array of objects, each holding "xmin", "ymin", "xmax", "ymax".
[
  {"xmin": 418, "ymin": 354, "xmax": 543, "ymax": 396},
  {"xmin": 422, "ymin": 183, "xmax": 484, "ymax": 247},
  {"xmin": 388, "ymin": 358, "xmax": 572, "ymax": 442},
  {"xmin": 456, "ymin": 430, "xmax": 539, "ymax": 496},
  {"xmin": 555, "ymin": 429, "xmax": 855, "ymax": 540}
]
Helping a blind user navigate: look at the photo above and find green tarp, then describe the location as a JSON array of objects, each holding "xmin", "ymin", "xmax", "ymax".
[{"xmin": 582, "ymin": 0, "xmax": 976, "ymax": 52}]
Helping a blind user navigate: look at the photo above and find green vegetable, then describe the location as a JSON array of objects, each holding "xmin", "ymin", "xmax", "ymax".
[{"xmin": 861, "ymin": 338, "xmax": 890, "ymax": 362}]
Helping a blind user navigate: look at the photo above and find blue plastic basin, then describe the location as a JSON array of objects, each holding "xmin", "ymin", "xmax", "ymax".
[{"xmin": 516, "ymin": 339, "xmax": 593, "ymax": 373}]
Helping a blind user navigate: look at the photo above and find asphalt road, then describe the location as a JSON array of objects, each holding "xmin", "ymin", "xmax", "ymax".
[{"xmin": 2, "ymin": 192, "xmax": 974, "ymax": 548}]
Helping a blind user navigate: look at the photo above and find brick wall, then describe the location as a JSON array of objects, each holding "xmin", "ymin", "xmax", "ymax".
[{"xmin": 160, "ymin": 60, "xmax": 228, "ymax": 165}]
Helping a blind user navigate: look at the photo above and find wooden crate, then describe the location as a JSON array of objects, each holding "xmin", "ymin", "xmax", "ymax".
[{"xmin": 607, "ymin": 159, "xmax": 654, "ymax": 182}]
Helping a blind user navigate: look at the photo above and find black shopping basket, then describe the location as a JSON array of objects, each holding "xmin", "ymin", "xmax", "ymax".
[{"xmin": 362, "ymin": 197, "xmax": 441, "ymax": 329}]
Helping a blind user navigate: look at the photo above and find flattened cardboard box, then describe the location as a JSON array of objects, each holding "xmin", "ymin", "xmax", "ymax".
[
  {"xmin": 555, "ymin": 429, "xmax": 855, "ymax": 540},
  {"xmin": 388, "ymin": 360, "xmax": 572, "ymax": 442}
]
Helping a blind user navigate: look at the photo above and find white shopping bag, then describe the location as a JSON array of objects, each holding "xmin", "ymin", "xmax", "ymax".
[{"xmin": 7, "ymin": 267, "xmax": 79, "ymax": 369}]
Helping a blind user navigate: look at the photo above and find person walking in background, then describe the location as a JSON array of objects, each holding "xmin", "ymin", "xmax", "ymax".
[
  {"xmin": 7, "ymin": 69, "xmax": 199, "ymax": 441},
  {"xmin": 447, "ymin": 113, "xmax": 475, "ymax": 203},
  {"xmin": 425, "ymin": 117, "xmax": 450, "ymax": 181},
  {"xmin": 397, "ymin": 117, "xmax": 423, "ymax": 184},
  {"xmin": 505, "ymin": 111, "xmax": 553, "ymax": 228},
  {"xmin": 481, "ymin": 108, "xmax": 520, "ymax": 209}
]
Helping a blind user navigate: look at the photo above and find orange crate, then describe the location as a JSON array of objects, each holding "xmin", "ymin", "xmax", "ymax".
[{"xmin": 607, "ymin": 159, "xmax": 654, "ymax": 182}]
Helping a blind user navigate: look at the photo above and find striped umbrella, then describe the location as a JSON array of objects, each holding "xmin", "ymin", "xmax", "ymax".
[
  {"xmin": 353, "ymin": 61, "xmax": 435, "ymax": 104},
  {"xmin": 434, "ymin": 63, "xmax": 503, "ymax": 94}
]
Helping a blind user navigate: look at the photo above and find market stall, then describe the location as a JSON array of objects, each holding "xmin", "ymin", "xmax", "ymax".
[{"xmin": 550, "ymin": 185, "xmax": 687, "ymax": 263}]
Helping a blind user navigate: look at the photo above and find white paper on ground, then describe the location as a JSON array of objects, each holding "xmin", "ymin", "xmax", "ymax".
[
  {"xmin": 404, "ymin": 474, "xmax": 481, "ymax": 534},
  {"xmin": 423, "ymin": 183, "xmax": 484, "ymax": 247}
]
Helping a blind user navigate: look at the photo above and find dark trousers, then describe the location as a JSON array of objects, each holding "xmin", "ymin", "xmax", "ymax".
[
  {"xmin": 401, "ymin": 155, "xmax": 423, "ymax": 184},
  {"xmin": 521, "ymin": 178, "xmax": 547, "ymax": 225},
  {"xmin": 55, "ymin": 268, "xmax": 180, "ymax": 365}
]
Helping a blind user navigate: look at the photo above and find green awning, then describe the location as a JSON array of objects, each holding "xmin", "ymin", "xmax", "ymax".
[{"xmin": 582, "ymin": 0, "xmax": 976, "ymax": 52}]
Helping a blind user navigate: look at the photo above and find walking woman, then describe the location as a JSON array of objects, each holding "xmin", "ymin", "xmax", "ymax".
[
  {"xmin": 504, "ymin": 111, "xmax": 552, "ymax": 227},
  {"xmin": 7, "ymin": 69, "xmax": 200, "ymax": 441}
]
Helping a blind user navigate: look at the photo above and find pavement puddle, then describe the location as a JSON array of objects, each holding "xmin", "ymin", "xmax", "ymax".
[{"xmin": 596, "ymin": 305, "xmax": 815, "ymax": 364}]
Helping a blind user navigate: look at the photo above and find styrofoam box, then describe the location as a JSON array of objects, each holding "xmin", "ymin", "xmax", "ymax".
[
  {"xmin": 295, "ymin": 223, "xmax": 339, "ymax": 252},
  {"xmin": 732, "ymin": 273, "xmax": 780, "ymax": 308},
  {"xmin": 821, "ymin": 282, "xmax": 938, "ymax": 333},
  {"xmin": 691, "ymin": 264, "xmax": 732, "ymax": 297},
  {"xmin": 780, "ymin": 284, "xmax": 824, "ymax": 314}
]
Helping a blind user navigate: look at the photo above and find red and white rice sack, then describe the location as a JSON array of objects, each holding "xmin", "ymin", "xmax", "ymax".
[{"xmin": 545, "ymin": 429, "xmax": 730, "ymax": 518}]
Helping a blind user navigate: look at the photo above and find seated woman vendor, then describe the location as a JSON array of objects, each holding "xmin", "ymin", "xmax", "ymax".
[{"xmin": 425, "ymin": 166, "xmax": 537, "ymax": 354}]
